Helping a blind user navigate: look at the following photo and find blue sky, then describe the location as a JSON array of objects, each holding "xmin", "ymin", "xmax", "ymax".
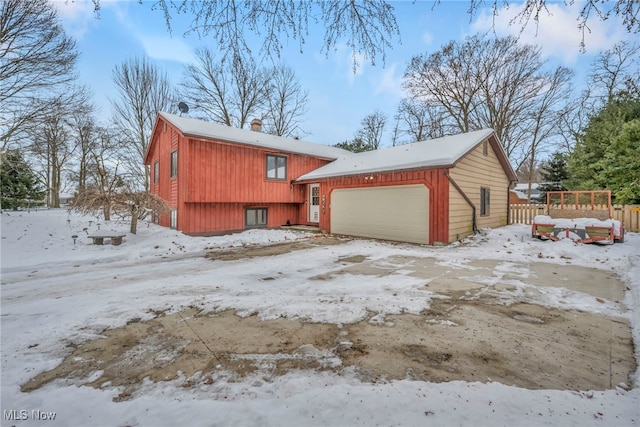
[{"xmin": 53, "ymin": 1, "xmax": 637, "ymax": 147}]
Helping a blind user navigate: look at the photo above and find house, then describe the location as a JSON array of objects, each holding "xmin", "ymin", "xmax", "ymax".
[
  {"xmin": 509, "ymin": 189, "xmax": 529, "ymax": 204},
  {"xmin": 513, "ymin": 183, "xmax": 546, "ymax": 202},
  {"xmin": 144, "ymin": 112, "xmax": 517, "ymax": 245}
]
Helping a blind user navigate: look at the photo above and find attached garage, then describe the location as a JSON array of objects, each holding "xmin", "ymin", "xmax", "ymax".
[
  {"xmin": 331, "ymin": 185, "xmax": 430, "ymax": 244},
  {"xmin": 296, "ymin": 129, "xmax": 517, "ymax": 245}
]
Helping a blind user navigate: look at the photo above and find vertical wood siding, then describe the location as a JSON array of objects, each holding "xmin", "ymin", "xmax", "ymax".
[
  {"xmin": 182, "ymin": 202, "xmax": 301, "ymax": 234},
  {"xmin": 186, "ymin": 138, "xmax": 331, "ymax": 203},
  {"xmin": 448, "ymin": 139, "xmax": 511, "ymax": 242},
  {"xmin": 146, "ymin": 121, "xmax": 333, "ymax": 234},
  {"xmin": 313, "ymin": 169, "xmax": 450, "ymax": 245}
]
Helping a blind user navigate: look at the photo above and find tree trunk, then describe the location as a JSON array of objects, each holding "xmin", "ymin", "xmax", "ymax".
[
  {"xmin": 103, "ymin": 204, "xmax": 111, "ymax": 221},
  {"xmin": 130, "ymin": 205, "xmax": 138, "ymax": 234}
]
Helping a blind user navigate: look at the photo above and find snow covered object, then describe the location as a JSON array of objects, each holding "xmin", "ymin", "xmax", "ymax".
[{"xmin": 531, "ymin": 190, "xmax": 625, "ymax": 244}]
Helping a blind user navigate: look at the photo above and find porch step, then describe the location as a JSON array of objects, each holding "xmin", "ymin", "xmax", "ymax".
[{"xmin": 281, "ymin": 225, "xmax": 323, "ymax": 234}]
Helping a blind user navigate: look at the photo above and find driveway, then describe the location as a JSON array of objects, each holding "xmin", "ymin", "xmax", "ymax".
[{"xmin": 22, "ymin": 236, "xmax": 635, "ymax": 400}]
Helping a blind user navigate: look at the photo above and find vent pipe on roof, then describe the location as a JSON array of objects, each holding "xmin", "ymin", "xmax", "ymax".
[{"xmin": 250, "ymin": 118, "xmax": 262, "ymax": 132}]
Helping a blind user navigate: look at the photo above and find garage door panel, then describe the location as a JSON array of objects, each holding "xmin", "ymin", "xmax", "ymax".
[{"xmin": 330, "ymin": 184, "xmax": 429, "ymax": 244}]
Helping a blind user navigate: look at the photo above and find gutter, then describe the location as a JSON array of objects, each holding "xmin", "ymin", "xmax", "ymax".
[{"xmin": 445, "ymin": 171, "xmax": 478, "ymax": 235}]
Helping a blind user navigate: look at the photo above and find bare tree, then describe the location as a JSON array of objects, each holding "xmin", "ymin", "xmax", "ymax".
[
  {"xmin": 69, "ymin": 124, "xmax": 170, "ymax": 231},
  {"xmin": 264, "ymin": 65, "xmax": 309, "ymax": 137},
  {"xmin": 66, "ymin": 90, "xmax": 96, "ymax": 192},
  {"xmin": 356, "ymin": 110, "xmax": 387, "ymax": 150},
  {"xmin": 405, "ymin": 37, "xmax": 486, "ymax": 135},
  {"xmin": 88, "ymin": 1, "xmax": 636, "ymax": 69},
  {"xmin": 180, "ymin": 49, "xmax": 268, "ymax": 129},
  {"xmin": 587, "ymin": 41, "xmax": 640, "ymax": 104},
  {"xmin": 87, "ymin": 127, "xmax": 126, "ymax": 220},
  {"xmin": 519, "ymin": 67, "xmax": 574, "ymax": 201},
  {"xmin": 404, "ymin": 35, "xmax": 573, "ymax": 172},
  {"xmin": 70, "ymin": 189, "xmax": 170, "ymax": 234},
  {"xmin": 148, "ymin": 1, "xmax": 399, "ymax": 71},
  {"xmin": 0, "ymin": 0, "xmax": 78, "ymax": 149},
  {"xmin": 395, "ymin": 98, "xmax": 446, "ymax": 144},
  {"xmin": 28, "ymin": 94, "xmax": 83, "ymax": 208},
  {"xmin": 559, "ymin": 41, "xmax": 639, "ymax": 153},
  {"xmin": 468, "ymin": 0, "xmax": 639, "ymax": 51},
  {"xmin": 111, "ymin": 56, "xmax": 175, "ymax": 191}
]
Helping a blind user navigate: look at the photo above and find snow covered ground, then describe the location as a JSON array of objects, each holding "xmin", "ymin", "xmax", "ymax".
[{"xmin": 1, "ymin": 209, "xmax": 639, "ymax": 426}]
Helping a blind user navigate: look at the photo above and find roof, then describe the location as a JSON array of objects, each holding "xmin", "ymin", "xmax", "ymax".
[
  {"xmin": 155, "ymin": 112, "xmax": 349, "ymax": 160},
  {"xmin": 513, "ymin": 183, "xmax": 547, "ymax": 191},
  {"xmin": 510, "ymin": 189, "xmax": 528, "ymax": 199},
  {"xmin": 297, "ymin": 129, "xmax": 515, "ymax": 181}
]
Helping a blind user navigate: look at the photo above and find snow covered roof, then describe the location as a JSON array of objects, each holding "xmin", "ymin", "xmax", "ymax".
[
  {"xmin": 156, "ymin": 112, "xmax": 349, "ymax": 160},
  {"xmin": 510, "ymin": 190, "xmax": 528, "ymax": 199},
  {"xmin": 297, "ymin": 129, "xmax": 506, "ymax": 181},
  {"xmin": 514, "ymin": 183, "xmax": 547, "ymax": 191}
]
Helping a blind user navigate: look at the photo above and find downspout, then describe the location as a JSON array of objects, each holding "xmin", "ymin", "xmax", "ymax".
[{"xmin": 445, "ymin": 171, "xmax": 478, "ymax": 234}]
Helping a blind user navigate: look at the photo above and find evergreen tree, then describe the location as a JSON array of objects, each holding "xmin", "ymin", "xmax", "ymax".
[
  {"xmin": 536, "ymin": 151, "xmax": 569, "ymax": 203},
  {"xmin": 333, "ymin": 138, "xmax": 372, "ymax": 153},
  {"xmin": 567, "ymin": 94, "xmax": 640, "ymax": 204},
  {"xmin": 1, "ymin": 149, "xmax": 45, "ymax": 210}
]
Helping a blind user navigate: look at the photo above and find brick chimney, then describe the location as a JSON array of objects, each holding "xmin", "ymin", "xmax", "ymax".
[{"xmin": 250, "ymin": 118, "xmax": 262, "ymax": 132}]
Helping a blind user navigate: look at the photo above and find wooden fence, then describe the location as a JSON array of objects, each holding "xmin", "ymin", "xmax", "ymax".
[{"xmin": 509, "ymin": 204, "xmax": 640, "ymax": 232}]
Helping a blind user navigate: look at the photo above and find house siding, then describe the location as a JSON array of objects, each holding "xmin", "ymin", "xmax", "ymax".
[
  {"xmin": 145, "ymin": 114, "xmax": 515, "ymax": 244},
  {"xmin": 184, "ymin": 138, "xmax": 330, "ymax": 203},
  {"xmin": 146, "ymin": 117, "xmax": 333, "ymax": 234},
  {"xmin": 181, "ymin": 202, "xmax": 300, "ymax": 235},
  {"xmin": 312, "ymin": 168, "xmax": 450, "ymax": 245},
  {"xmin": 448, "ymin": 140, "xmax": 511, "ymax": 242}
]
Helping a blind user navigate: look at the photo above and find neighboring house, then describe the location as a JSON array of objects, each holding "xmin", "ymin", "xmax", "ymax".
[
  {"xmin": 144, "ymin": 112, "xmax": 517, "ymax": 245},
  {"xmin": 513, "ymin": 183, "xmax": 546, "ymax": 202},
  {"xmin": 509, "ymin": 189, "xmax": 528, "ymax": 204},
  {"xmin": 59, "ymin": 192, "xmax": 73, "ymax": 206}
]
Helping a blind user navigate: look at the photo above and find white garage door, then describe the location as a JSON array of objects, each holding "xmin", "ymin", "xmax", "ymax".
[{"xmin": 330, "ymin": 184, "xmax": 430, "ymax": 244}]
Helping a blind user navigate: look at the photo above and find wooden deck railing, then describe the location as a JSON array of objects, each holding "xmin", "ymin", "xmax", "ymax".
[{"xmin": 509, "ymin": 204, "xmax": 640, "ymax": 232}]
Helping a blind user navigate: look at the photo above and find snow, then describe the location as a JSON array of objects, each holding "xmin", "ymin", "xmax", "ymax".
[
  {"xmin": 2, "ymin": 209, "xmax": 639, "ymax": 426},
  {"xmin": 158, "ymin": 112, "xmax": 349, "ymax": 160},
  {"xmin": 534, "ymin": 215, "xmax": 623, "ymax": 235},
  {"xmin": 297, "ymin": 129, "xmax": 497, "ymax": 180}
]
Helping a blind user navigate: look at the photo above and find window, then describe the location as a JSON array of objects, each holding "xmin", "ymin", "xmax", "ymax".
[
  {"xmin": 245, "ymin": 208, "xmax": 267, "ymax": 228},
  {"xmin": 266, "ymin": 154, "xmax": 287, "ymax": 180},
  {"xmin": 170, "ymin": 150, "xmax": 178, "ymax": 178},
  {"xmin": 480, "ymin": 188, "xmax": 490, "ymax": 216},
  {"xmin": 153, "ymin": 161, "xmax": 159, "ymax": 183},
  {"xmin": 170, "ymin": 209, "xmax": 177, "ymax": 229}
]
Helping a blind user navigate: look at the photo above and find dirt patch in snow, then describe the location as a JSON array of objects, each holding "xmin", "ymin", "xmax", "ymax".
[
  {"xmin": 205, "ymin": 235, "xmax": 345, "ymax": 261},
  {"xmin": 22, "ymin": 241, "xmax": 635, "ymax": 400}
]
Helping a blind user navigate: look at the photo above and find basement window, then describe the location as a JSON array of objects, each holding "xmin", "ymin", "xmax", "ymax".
[
  {"xmin": 246, "ymin": 208, "xmax": 267, "ymax": 228},
  {"xmin": 480, "ymin": 187, "xmax": 490, "ymax": 216},
  {"xmin": 266, "ymin": 154, "xmax": 287, "ymax": 180}
]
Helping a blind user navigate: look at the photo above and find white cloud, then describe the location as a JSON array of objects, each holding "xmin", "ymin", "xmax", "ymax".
[
  {"xmin": 471, "ymin": 3, "xmax": 631, "ymax": 65},
  {"xmin": 52, "ymin": 0, "xmax": 95, "ymax": 40},
  {"xmin": 372, "ymin": 63, "xmax": 405, "ymax": 99},
  {"xmin": 136, "ymin": 34, "xmax": 195, "ymax": 64},
  {"xmin": 422, "ymin": 32, "xmax": 434, "ymax": 46}
]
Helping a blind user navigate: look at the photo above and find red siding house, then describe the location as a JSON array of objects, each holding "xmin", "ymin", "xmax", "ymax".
[{"xmin": 144, "ymin": 112, "xmax": 517, "ymax": 245}]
